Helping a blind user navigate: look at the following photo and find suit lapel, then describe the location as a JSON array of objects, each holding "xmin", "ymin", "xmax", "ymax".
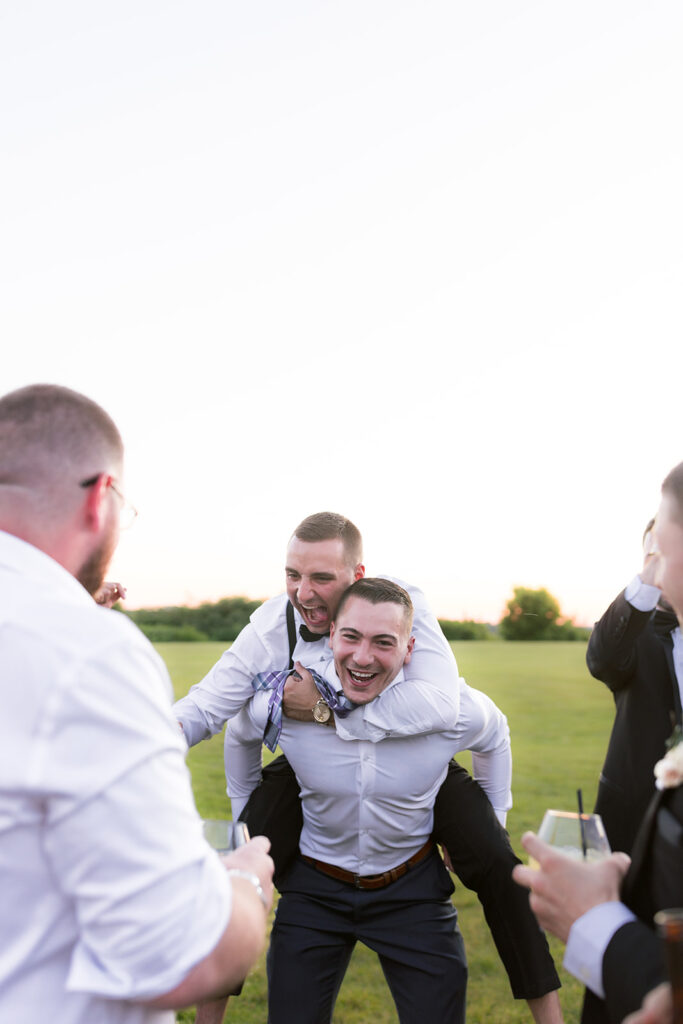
[{"xmin": 621, "ymin": 788, "xmax": 664, "ymax": 912}]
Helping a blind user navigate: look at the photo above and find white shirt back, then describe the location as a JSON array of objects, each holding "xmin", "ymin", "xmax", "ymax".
[{"xmin": 0, "ymin": 531, "xmax": 232, "ymax": 1024}]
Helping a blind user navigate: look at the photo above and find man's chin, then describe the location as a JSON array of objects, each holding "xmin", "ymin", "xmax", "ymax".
[
  {"xmin": 341, "ymin": 682, "xmax": 377, "ymax": 705},
  {"xmin": 76, "ymin": 545, "xmax": 112, "ymax": 598},
  {"xmin": 344, "ymin": 691, "xmax": 373, "ymax": 705}
]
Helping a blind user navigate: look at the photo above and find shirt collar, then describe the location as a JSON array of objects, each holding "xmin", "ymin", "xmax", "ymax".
[{"xmin": 0, "ymin": 529, "xmax": 94, "ymax": 607}]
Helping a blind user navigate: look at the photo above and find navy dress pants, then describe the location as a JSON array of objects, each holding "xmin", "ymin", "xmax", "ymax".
[{"xmin": 267, "ymin": 851, "xmax": 467, "ymax": 1024}]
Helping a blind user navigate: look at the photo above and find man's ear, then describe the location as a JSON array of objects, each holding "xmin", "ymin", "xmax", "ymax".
[
  {"xmin": 329, "ymin": 622, "xmax": 336, "ymax": 645},
  {"xmin": 403, "ymin": 635, "xmax": 415, "ymax": 666},
  {"xmin": 81, "ymin": 474, "xmax": 110, "ymax": 530},
  {"xmin": 354, "ymin": 563, "xmax": 365, "ymax": 581}
]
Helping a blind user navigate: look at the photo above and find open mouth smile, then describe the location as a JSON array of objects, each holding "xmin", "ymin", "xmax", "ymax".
[
  {"xmin": 301, "ymin": 604, "xmax": 329, "ymax": 625},
  {"xmin": 347, "ymin": 669, "xmax": 378, "ymax": 685}
]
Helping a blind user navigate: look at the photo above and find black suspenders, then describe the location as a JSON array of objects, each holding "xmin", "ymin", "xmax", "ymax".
[{"xmin": 285, "ymin": 601, "xmax": 297, "ymax": 670}]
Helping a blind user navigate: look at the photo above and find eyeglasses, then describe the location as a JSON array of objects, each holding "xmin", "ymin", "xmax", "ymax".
[{"xmin": 79, "ymin": 474, "xmax": 138, "ymax": 530}]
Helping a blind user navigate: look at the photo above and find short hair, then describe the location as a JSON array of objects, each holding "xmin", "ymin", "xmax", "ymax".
[
  {"xmin": 292, "ymin": 512, "xmax": 363, "ymax": 566},
  {"xmin": 0, "ymin": 384, "xmax": 123, "ymax": 510},
  {"xmin": 662, "ymin": 462, "xmax": 683, "ymax": 525},
  {"xmin": 335, "ymin": 577, "xmax": 413, "ymax": 631}
]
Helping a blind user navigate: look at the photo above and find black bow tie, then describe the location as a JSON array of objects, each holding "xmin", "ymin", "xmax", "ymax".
[
  {"xmin": 299, "ymin": 624, "xmax": 329, "ymax": 642},
  {"xmin": 653, "ymin": 608, "xmax": 679, "ymax": 638}
]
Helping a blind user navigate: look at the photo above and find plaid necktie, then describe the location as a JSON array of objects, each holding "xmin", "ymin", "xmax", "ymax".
[{"xmin": 251, "ymin": 667, "xmax": 357, "ymax": 751}]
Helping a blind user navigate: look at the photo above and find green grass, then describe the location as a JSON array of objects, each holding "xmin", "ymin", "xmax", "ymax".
[{"xmin": 160, "ymin": 640, "xmax": 614, "ymax": 1024}]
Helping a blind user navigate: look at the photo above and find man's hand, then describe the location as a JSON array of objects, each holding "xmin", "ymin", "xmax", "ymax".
[
  {"xmin": 95, "ymin": 581, "xmax": 127, "ymax": 607},
  {"xmin": 512, "ymin": 831, "xmax": 631, "ymax": 943},
  {"xmin": 623, "ymin": 983, "xmax": 674, "ymax": 1024},
  {"xmin": 221, "ymin": 835, "xmax": 274, "ymax": 914},
  {"xmin": 282, "ymin": 662, "xmax": 320, "ymax": 721}
]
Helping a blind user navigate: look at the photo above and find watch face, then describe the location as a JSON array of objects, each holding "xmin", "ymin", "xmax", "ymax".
[{"xmin": 313, "ymin": 700, "xmax": 331, "ymax": 723}]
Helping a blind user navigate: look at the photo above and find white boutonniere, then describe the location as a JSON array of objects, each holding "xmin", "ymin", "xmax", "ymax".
[{"xmin": 654, "ymin": 725, "xmax": 683, "ymax": 790}]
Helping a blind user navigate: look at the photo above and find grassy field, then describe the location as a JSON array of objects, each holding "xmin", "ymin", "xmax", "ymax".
[{"xmin": 161, "ymin": 640, "xmax": 614, "ymax": 1024}]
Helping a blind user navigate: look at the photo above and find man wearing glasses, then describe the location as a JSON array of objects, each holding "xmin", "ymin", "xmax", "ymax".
[{"xmin": 0, "ymin": 383, "xmax": 273, "ymax": 1024}]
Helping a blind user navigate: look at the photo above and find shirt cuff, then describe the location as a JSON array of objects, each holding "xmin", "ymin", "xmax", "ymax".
[
  {"xmin": 624, "ymin": 575, "xmax": 661, "ymax": 612},
  {"xmin": 564, "ymin": 902, "xmax": 636, "ymax": 998}
]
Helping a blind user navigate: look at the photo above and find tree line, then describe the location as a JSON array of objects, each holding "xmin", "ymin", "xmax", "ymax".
[{"xmin": 122, "ymin": 587, "xmax": 591, "ymax": 643}]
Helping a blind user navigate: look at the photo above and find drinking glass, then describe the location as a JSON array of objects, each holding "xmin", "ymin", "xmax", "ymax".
[
  {"xmin": 529, "ymin": 809, "xmax": 611, "ymax": 867},
  {"xmin": 202, "ymin": 819, "xmax": 249, "ymax": 853}
]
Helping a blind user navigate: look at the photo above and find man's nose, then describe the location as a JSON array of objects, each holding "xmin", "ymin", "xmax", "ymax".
[
  {"xmin": 297, "ymin": 576, "xmax": 314, "ymax": 602},
  {"xmin": 354, "ymin": 641, "xmax": 373, "ymax": 666}
]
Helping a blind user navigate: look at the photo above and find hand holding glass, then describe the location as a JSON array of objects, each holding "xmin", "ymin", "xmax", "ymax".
[{"xmin": 529, "ymin": 810, "xmax": 611, "ymax": 867}]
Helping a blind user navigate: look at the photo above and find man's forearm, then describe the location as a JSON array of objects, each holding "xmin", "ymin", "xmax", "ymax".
[
  {"xmin": 174, "ymin": 644, "xmax": 265, "ymax": 745},
  {"xmin": 224, "ymin": 707, "xmax": 266, "ymax": 819}
]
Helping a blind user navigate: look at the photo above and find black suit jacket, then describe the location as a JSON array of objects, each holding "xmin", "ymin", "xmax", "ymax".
[
  {"xmin": 601, "ymin": 782, "xmax": 683, "ymax": 1023},
  {"xmin": 587, "ymin": 590, "xmax": 680, "ymax": 854}
]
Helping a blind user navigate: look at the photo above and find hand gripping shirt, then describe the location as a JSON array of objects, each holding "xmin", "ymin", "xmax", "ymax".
[
  {"xmin": 226, "ymin": 659, "xmax": 512, "ymax": 872},
  {"xmin": 175, "ymin": 578, "xmax": 511, "ymax": 820}
]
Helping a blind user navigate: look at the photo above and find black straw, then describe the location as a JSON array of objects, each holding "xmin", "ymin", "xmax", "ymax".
[{"xmin": 577, "ymin": 789, "xmax": 588, "ymax": 860}]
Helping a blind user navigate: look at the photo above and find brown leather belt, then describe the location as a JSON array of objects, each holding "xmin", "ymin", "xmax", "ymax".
[{"xmin": 301, "ymin": 839, "xmax": 435, "ymax": 890}]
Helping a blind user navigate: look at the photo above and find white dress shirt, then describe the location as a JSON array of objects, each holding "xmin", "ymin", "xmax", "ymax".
[
  {"xmin": 176, "ymin": 577, "xmax": 510, "ymax": 815},
  {"xmin": 226, "ymin": 659, "xmax": 511, "ymax": 872},
  {"xmin": 564, "ymin": 902, "xmax": 636, "ymax": 998},
  {"xmin": 624, "ymin": 573, "xmax": 683, "ymax": 706},
  {"xmin": 0, "ymin": 531, "xmax": 232, "ymax": 1024},
  {"xmin": 175, "ymin": 577, "xmax": 468, "ymax": 743}
]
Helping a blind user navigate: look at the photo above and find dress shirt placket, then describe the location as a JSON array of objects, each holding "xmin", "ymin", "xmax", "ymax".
[{"xmin": 355, "ymin": 740, "xmax": 377, "ymax": 872}]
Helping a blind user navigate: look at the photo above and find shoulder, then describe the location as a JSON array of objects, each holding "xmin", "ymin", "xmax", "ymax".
[
  {"xmin": 66, "ymin": 606, "xmax": 174, "ymax": 710},
  {"xmin": 377, "ymin": 574, "xmax": 430, "ymax": 613},
  {"xmin": 234, "ymin": 593, "xmax": 292, "ymax": 668},
  {"xmin": 248, "ymin": 593, "xmax": 289, "ymax": 636}
]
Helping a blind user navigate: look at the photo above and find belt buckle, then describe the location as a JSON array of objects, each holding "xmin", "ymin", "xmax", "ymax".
[{"xmin": 353, "ymin": 873, "xmax": 363, "ymax": 889}]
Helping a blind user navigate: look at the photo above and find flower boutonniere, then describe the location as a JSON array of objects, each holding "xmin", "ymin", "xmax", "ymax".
[{"xmin": 654, "ymin": 724, "xmax": 683, "ymax": 790}]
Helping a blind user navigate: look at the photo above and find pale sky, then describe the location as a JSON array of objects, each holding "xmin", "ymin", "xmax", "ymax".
[{"xmin": 3, "ymin": 1, "xmax": 682, "ymax": 625}]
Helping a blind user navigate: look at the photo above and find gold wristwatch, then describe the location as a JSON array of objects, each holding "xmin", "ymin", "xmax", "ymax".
[{"xmin": 312, "ymin": 697, "xmax": 331, "ymax": 724}]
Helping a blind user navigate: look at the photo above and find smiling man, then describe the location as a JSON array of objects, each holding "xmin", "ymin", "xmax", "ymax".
[
  {"xmin": 285, "ymin": 526, "xmax": 364, "ymax": 635},
  {"xmin": 175, "ymin": 512, "xmax": 562, "ymax": 1023},
  {"xmin": 226, "ymin": 578, "xmax": 502, "ymax": 1023},
  {"xmin": 330, "ymin": 589, "xmax": 415, "ymax": 703}
]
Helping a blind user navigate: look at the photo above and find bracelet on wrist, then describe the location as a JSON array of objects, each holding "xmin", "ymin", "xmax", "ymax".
[{"xmin": 226, "ymin": 868, "xmax": 269, "ymax": 910}]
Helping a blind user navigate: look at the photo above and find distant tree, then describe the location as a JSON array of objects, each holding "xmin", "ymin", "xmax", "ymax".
[
  {"xmin": 125, "ymin": 596, "xmax": 262, "ymax": 642},
  {"xmin": 438, "ymin": 619, "xmax": 491, "ymax": 641},
  {"xmin": 499, "ymin": 587, "xmax": 561, "ymax": 640},
  {"xmin": 138, "ymin": 623, "xmax": 209, "ymax": 643}
]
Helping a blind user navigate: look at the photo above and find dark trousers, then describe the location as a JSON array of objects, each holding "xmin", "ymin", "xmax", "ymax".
[
  {"xmin": 432, "ymin": 761, "xmax": 559, "ymax": 999},
  {"xmin": 267, "ymin": 852, "xmax": 467, "ymax": 1024},
  {"xmin": 240, "ymin": 757, "xmax": 560, "ymax": 1000}
]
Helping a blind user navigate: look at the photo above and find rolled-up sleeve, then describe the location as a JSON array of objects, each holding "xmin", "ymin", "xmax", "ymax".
[{"xmin": 41, "ymin": 634, "xmax": 234, "ymax": 1001}]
